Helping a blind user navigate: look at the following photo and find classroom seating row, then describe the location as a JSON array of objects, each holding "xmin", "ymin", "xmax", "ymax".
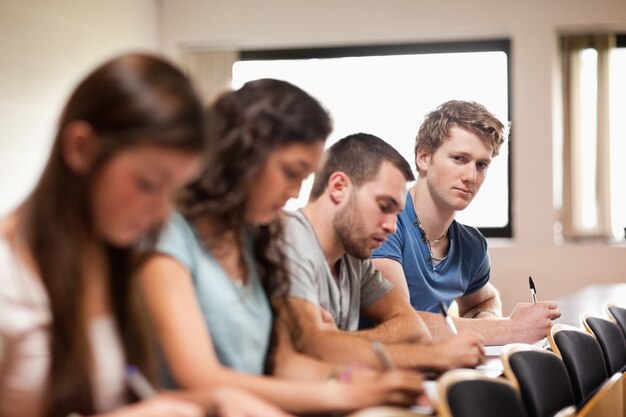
[{"xmin": 349, "ymin": 301, "xmax": 626, "ymax": 417}]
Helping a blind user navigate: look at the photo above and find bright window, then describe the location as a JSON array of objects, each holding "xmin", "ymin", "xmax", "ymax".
[
  {"xmin": 557, "ymin": 34, "xmax": 626, "ymax": 241},
  {"xmin": 233, "ymin": 41, "xmax": 511, "ymax": 237},
  {"xmin": 610, "ymin": 45, "xmax": 626, "ymax": 239}
]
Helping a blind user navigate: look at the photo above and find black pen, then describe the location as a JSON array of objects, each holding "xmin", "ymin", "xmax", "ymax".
[
  {"xmin": 529, "ymin": 276, "xmax": 537, "ymax": 304},
  {"xmin": 125, "ymin": 364, "xmax": 157, "ymax": 399},
  {"xmin": 439, "ymin": 301, "xmax": 458, "ymax": 335}
]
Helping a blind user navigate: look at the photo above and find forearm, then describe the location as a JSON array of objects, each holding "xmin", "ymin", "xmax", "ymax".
[
  {"xmin": 355, "ymin": 312, "xmax": 432, "ymax": 344},
  {"xmin": 175, "ymin": 365, "xmax": 356, "ymax": 413},
  {"xmin": 272, "ymin": 349, "xmax": 335, "ymax": 381},
  {"xmin": 384, "ymin": 342, "xmax": 453, "ymax": 372},
  {"xmin": 458, "ymin": 295, "xmax": 502, "ymax": 319},
  {"xmin": 297, "ymin": 329, "xmax": 445, "ymax": 372},
  {"xmin": 297, "ymin": 329, "xmax": 386, "ymax": 367},
  {"xmin": 418, "ymin": 311, "xmax": 512, "ymax": 344}
]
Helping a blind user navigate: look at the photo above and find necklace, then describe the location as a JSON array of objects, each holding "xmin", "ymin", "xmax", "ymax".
[
  {"xmin": 413, "ymin": 214, "xmax": 449, "ymax": 269},
  {"xmin": 413, "ymin": 216, "xmax": 448, "ymax": 245}
]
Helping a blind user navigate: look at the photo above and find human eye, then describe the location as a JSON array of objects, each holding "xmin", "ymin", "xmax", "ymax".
[
  {"xmin": 281, "ymin": 164, "xmax": 306, "ymax": 182},
  {"xmin": 452, "ymin": 155, "xmax": 467, "ymax": 163},
  {"xmin": 136, "ymin": 176, "xmax": 162, "ymax": 194},
  {"xmin": 378, "ymin": 201, "xmax": 393, "ymax": 214},
  {"xmin": 283, "ymin": 167, "xmax": 299, "ymax": 180},
  {"xmin": 477, "ymin": 161, "xmax": 490, "ymax": 171}
]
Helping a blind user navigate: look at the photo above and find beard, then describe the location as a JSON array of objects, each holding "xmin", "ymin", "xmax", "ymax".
[{"xmin": 333, "ymin": 196, "xmax": 372, "ymax": 260}]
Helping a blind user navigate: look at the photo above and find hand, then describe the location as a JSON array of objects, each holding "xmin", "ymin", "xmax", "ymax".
[
  {"xmin": 212, "ymin": 387, "xmax": 295, "ymax": 417},
  {"xmin": 508, "ymin": 301, "xmax": 561, "ymax": 343},
  {"xmin": 107, "ymin": 395, "xmax": 203, "ymax": 417},
  {"xmin": 345, "ymin": 366, "xmax": 380, "ymax": 383},
  {"xmin": 342, "ymin": 370, "xmax": 425, "ymax": 409},
  {"xmin": 434, "ymin": 331, "xmax": 485, "ymax": 371}
]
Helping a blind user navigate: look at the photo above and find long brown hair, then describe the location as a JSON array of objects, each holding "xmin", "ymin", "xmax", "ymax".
[
  {"xmin": 179, "ymin": 79, "xmax": 331, "ymax": 295},
  {"xmin": 19, "ymin": 53, "xmax": 205, "ymax": 417},
  {"xmin": 178, "ymin": 79, "xmax": 331, "ymax": 358}
]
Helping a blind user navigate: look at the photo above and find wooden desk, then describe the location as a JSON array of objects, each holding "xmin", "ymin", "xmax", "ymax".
[{"xmin": 555, "ymin": 284, "xmax": 626, "ymax": 326}]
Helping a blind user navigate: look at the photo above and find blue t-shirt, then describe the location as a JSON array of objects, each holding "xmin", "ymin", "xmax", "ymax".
[
  {"xmin": 154, "ymin": 212, "xmax": 272, "ymax": 379},
  {"xmin": 371, "ymin": 193, "xmax": 490, "ymax": 312}
]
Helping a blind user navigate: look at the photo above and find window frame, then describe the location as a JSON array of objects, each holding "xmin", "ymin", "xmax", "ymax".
[{"xmin": 239, "ymin": 39, "xmax": 513, "ymax": 238}]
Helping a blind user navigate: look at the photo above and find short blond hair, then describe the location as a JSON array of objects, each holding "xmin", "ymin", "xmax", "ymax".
[{"xmin": 414, "ymin": 100, "xmax": 508, "ymax": 171}]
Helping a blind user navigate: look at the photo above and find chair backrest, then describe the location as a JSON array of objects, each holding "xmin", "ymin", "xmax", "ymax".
[
  {"xmin": 548, "ymin": 324, "xmax": 608, "ymax": 407},
  {"xmin": 604, "ymin": 302, "xmax": 626, "ymax": 339},
  {"xmin": 502, "ymin": 344, "xmax": 576, "ymax": 417},
  {"xmin": 575, "ymin": 373, "xmax": 623, "ymax": 417},
  {"xmin": 581, "ymin": 314, "xmax": 626, "ymax": 375},
  {"xmin": 438, "ymin": 369, "xmax": 528, "ymax": 417}
]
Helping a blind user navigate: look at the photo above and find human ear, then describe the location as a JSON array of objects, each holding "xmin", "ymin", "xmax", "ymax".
[
  {"xmin": 415, "ymin": 147, "xmax": 431, "ymax": 174},
  {"xmin": 61, "ymin": 121, "xmax": 98, "ymax": 174},
  {"xmin": 327, "ymin": 172, "xmax": 351, "ymax": 205}
]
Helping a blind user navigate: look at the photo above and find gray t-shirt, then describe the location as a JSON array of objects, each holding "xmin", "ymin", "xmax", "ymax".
[{"xmin": 283, "ymin": 210, "xmax": 393, "ymax": 331}]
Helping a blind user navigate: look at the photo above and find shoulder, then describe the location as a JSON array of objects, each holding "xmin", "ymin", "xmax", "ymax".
[
  {"xmin": 152, "ymin": 211, "xmax": 204, "ymax": 273},
  {"xmin": 161, "ymin": 211, "xmax": 196, "ymax": 240},
  {"xmin": 451, "ymin": 221, "xmax": 487, "ymax": 250},
  {"xmin": 0, "ymin": 237, "xmax": 50, "ymax": 337},
  {"xmin": 282, "ymin": 210, "xmax": 310, "ymax": 233},
  {"xmin": 156, "ymin": 212, "xmax": 200, "ymax": 250},
  {"xmin": 281, "ymin": 210, "xmax": 317, "ymax": 249}
]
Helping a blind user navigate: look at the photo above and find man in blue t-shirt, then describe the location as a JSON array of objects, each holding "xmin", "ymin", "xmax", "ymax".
[{"xmin": 372, "ymin": 100, "xmax": 561, "ymax": 344}]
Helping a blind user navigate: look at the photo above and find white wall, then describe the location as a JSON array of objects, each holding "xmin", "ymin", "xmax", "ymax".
[
  {"xmin": 0, "ymin": 0, "xmax": 160, "ymax": 216},
  {"xmin": 159, "ymin": 0, "xmax": 626, "ymax": 310}
]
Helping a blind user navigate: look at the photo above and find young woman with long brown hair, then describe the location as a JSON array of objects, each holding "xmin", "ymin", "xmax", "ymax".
[
  {"xmin": 137, "ymin": 79, "xmax": 425, "ymax": 415},
  {"xmin": 0, "ymin": 54, "xmax": 290, "ymax": 417}
]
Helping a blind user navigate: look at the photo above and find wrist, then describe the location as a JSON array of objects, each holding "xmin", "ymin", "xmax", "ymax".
[
  {"xmin": 328, "ymin": 362, "xmax": 363, "ymax": 383},
  {"xmin": 324, "ymin": 379, "xmax": 358, "ymax": 411},
  {"xmin": 422, "ymin": 344, "xmax": 448, "ymax": 372}
]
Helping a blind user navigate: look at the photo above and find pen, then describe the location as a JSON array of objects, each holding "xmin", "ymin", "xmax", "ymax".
[
  {"xmin": 125, "ymin": 364, "xmax": 157, "ymax": 399},
  {"xmin": 529, "ymin": 276, "xmax": 537, "ymax": 304},
  {"xmin": 371, "ymin": 340, "xmax": 395, "ymax": 370},
  {"xmin": 439, "ymin": 301, "xmax": 458, "ymax": 335}
]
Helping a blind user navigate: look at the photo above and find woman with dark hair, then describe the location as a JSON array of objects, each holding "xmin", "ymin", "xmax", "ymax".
[
  {"xmin": 138, "ymin": 79, "xmax": 425, "ymax": 414},
  {"xmin": 0, "ymin": 55, "xmax": 289, "ymax": 417}
]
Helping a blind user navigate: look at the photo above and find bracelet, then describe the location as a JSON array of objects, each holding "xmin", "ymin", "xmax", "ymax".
[
  {"xmin": 328, "ymin": 362, "xmax": 364, "ymax": 383},
  {"xmin": 472, "ymin": 309, "xmax": 500, "ymax": 319},
  {"xmin": 328, "ymin": 364, "xmax": 342, "ymax": 381}
]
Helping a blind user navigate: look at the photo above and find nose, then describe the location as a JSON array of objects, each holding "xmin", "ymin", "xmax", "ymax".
[
  {"xmin": 152, "ymin": 191, "xmax": 173, "ymax": 225},
  {"xmin": 286, "ymin": 180, "xmax": 302, "ymax": 201},
  {"xmin": 461, "ymin": 164, "xmax": 477, "ymax": 183},
  {"xmin": 382, "ymin": 213, "xmax": 398, "ymax": 235}
]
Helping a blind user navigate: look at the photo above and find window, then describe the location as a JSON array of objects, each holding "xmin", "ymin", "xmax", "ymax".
[
  {"xmin": 557, "ymin": 34, "xmax": 626, "ymax": 241},
  {"xmin": 232, "ymin": 40, "xmax": 512, "ymax": 237}
]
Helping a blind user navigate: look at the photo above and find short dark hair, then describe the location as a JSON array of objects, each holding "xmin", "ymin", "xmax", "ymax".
[{"xmin": 310, "ymin": 133, "xmax": 414, "ymax": 200}]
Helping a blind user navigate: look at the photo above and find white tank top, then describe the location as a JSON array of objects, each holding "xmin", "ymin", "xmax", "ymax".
[{"xmin": 0, "ymin": 237, "xmax": 127, "ymax": 417}]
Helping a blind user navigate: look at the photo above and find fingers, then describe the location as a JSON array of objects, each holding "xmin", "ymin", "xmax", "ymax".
[
  {"xmin": 537, "ymin": 301, "xmax": 558, "ymax": 309},
  {"xmin": 535, "ymin": 301, "xmax": 561, "ymax": 320},
  {"xmin": 549, "ymin": 309, "xmax": 561, "ymax": 320}
]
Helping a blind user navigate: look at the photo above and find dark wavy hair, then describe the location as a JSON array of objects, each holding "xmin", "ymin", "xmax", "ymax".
[
  {"xmin": 18, "ymin": 53, "xmax": 205, "ymax": 417},
  {"xmin": 178, "ymin": 78, "xmax": 331, "ymax": 358}
]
